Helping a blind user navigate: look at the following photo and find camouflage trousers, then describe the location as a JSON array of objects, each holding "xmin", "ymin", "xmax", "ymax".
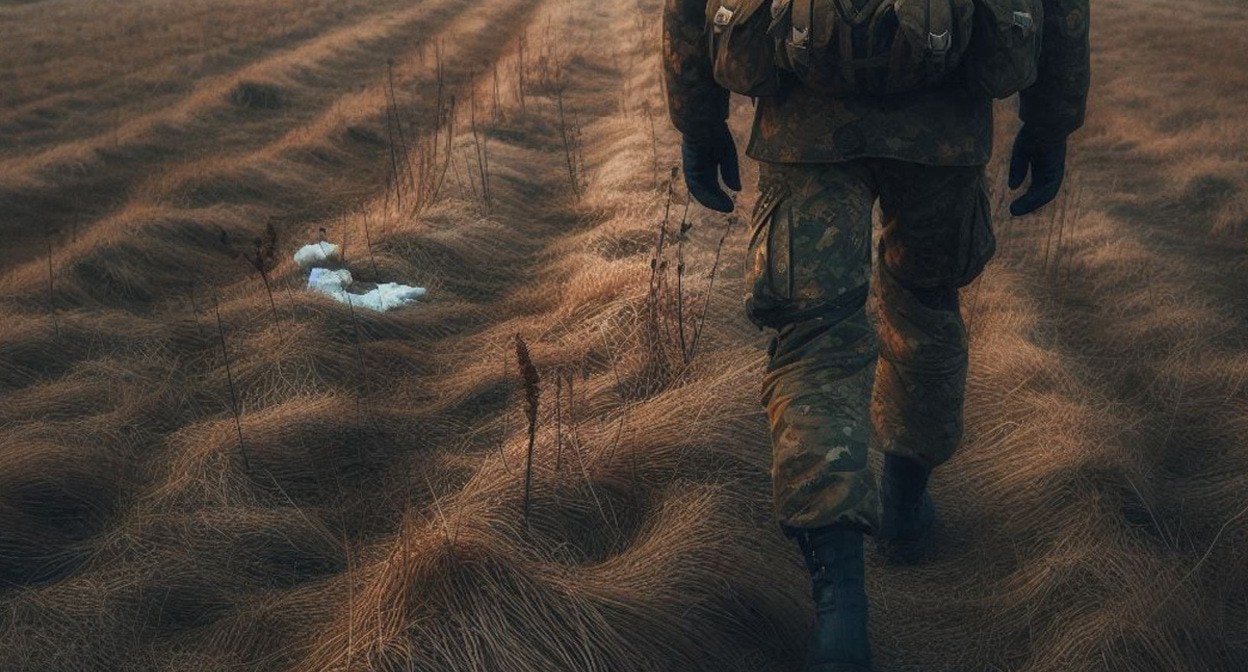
[{"xmin": 744, "ymin": 158, "xmax": 995, "ymax": 534}]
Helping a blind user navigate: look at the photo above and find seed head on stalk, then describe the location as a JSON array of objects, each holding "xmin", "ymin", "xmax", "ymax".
[{"xmin": 514, "ymin": 334, "xmax": 541, "ymax": 524}]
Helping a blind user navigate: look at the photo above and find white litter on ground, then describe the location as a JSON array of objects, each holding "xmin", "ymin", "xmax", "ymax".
[
  {"xmin": 293, "ymin": 242, "xmax": 343, "ymax": 269},
  {"xmin": 297, "ymin": 243, "xmax": 426, "ymax": 312}
]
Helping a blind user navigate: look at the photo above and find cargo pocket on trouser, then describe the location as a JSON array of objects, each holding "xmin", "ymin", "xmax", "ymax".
[
  {"xmin": 743, "ymin": 180, "xmax": 791, "ymax": 330},
  {"xmin": 957, "ymin": 178, "xmax": 996, "ymax": 288},
  {"xmin": 744, "ymin": 162, "xmax": 876, "ymax": 330}
]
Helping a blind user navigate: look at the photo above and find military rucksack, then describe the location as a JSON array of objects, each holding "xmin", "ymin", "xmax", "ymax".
[{"xmin": 706, "ymin": 0, "xmax": 1043, "ymax": 99}]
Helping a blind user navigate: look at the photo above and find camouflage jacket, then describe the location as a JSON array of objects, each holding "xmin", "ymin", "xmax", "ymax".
[{"xmin": 661, "ymin": 0, "xmax": 1091, "ymax": 165}]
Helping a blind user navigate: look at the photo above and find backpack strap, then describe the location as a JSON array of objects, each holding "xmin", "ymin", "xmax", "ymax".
[{"xmin": 787, "ymin": 0, "xmax": 814, "ymax": 69}]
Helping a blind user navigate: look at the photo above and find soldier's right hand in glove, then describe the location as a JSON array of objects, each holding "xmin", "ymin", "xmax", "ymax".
[
  {"xmin": 681, "ymin": 123, "xmax": 741, "ymax": 213},
  {"xmin": 1008, "ymin": 126, "xmax": 1069, "ymax": 217}
]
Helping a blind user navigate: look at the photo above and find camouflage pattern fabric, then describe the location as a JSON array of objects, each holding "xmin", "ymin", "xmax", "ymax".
[
  {"xmin": 662, "ymin": 0, "xmax": 730, "ymax": 139},
  {"xmin": 750, "ymin": 159, "xmax": 989, "ymax": 532},
  {"xmin": 661, "ymin": 0, "xmax": 1091, "ymax": 164},
  {"xmin": 1019, "ymin": 0, "xmax": 1093, "ymax": 141}
]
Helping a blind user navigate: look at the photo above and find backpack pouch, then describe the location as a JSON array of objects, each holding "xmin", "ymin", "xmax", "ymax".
[
  {"xmin": 777, "ymin": 0, "xmax": 974, "ymax": 96},
  {"xmin": 963, "ymin": 0, "xmax": 1044, "ymax": 99},
  {"xmin": 708, "ymin": 0, "xmax": 783, "ymax": 96}
]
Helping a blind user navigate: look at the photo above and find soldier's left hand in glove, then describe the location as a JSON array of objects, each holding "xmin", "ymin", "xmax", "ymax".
[
  {"xmin": 1008, "ymin": 126, "xmax": 1068, "ymax": 217},
  {"xmin": 681, "ymin": 123, "xmax": 741, "ymax": 213}
]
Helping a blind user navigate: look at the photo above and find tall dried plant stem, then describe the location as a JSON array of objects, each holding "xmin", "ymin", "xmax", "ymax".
[
  {"xmin": 383, "ymin": 64, "xmax": 404, "ymax": 213},
  {"xmin": 554, "ymin": 370, "xmax": 564, "ymax": 473},
  {"xmin": 643, "ymin": 103, "xmax": 659, "ymax": 187},
  {"xmin": 387, "ymin": 59, "xmax": 416, "ymax": 193},
  {"xmin": 469, "ymin": 69, "xmax": 491, "ymax": 211},
  {"xmin": 555, "ymin": 82, "xmax": 580, "ymax": 199},
  {"xmin": 492, "ymin": 61, "xmax": 501, "ymax": 122},
  {"xmin": 362, "ymin": 208, "xmax": 380, "ymax": 280},
  {"xmin": 515, "ymin": 334, "xmax": 541, "ymax": 523},
  {"xmin": 517, "ymin": 31, "xmax": 527, "ymax": 112},
  {"xmin": 213, "ymin": 292, "xmax": 251, "ymax": 472},
  {"xmin": 688, "ymin": 214, "xmax": 735, "ymax": 362}
]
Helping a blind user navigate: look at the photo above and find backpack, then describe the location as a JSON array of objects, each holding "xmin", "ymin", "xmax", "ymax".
[{"xmin": 706, "ymin": 0, "xmax": 1043, "ymax": 99}]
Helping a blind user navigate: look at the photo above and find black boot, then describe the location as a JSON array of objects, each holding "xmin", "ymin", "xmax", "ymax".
[
  {"xmin": 791, "ymin": 526, "xmax": 872, "ymax": 672},
  {"xmin": 876, "ymin": 453, "xmax": 937, "ymax": 563}
]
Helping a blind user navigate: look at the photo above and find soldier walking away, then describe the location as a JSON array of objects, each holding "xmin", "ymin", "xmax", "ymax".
[{"xmin": 662, "ymin": 0, "xmax": 1089, "ymax": 669}]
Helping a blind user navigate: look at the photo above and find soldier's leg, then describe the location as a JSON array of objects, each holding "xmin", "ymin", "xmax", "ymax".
[
  {"xmin": 746, "ymin": 160, "xmax": 880, "ymax": 534},
  {"xmin": 869, "ymin": 160, "xmax": 995, "ymax": 556},
  {"xmin": 745, "ymin": 159, "xmax": 877, "ymax": 672}
]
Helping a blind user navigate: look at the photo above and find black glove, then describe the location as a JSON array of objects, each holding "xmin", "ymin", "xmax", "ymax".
[
  {"xmin": 681, "ymin": 124, "xmax": 741, "ymax": 213},
  {"xmin": 1008, "ymin": 126, "xmax": 1069, "ymax": 217}
]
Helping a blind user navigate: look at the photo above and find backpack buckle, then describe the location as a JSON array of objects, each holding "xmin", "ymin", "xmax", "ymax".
[
  {"xmin": 713, "ymin": 6, "xmax": 735, "ymax": 33},
  {"xmin": 1012, "ymin": 11, "xmax": 1034, "ymax": 31},
  {"xmin": 928, "ymin": 30, "xmax": 951, "ymax": 55},
  {"xmin": 789, "ymin": 25, "xmax": 809, "ymax": 48}
]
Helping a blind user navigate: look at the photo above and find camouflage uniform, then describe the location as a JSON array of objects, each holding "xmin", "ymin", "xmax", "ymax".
[{"xmin": 663, "ymin": 0, "xmax": 1090, "ymax": 533}]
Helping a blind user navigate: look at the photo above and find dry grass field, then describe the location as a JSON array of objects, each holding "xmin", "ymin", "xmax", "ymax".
[{"xmin": 1, "ymin": 0, "xmax": 1246, "ymax": 670}]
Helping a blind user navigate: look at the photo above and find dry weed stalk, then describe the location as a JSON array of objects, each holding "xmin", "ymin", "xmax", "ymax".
[
  {"xmin": 553, "ymin": 62, "xmax": 585, "ymax": 200},
  {"xmin": 514, "ymin": 334, "xmax": 541, "ymax": 523},
  {"xmin": 243, "ymin": 220, "xmax": 281, "ymax": 333},
  {"xmin": 458, "ymin": 149, "xmax": 478, "ymax": 204},
  {"xmin": 428, "ymin": 94, "xmax": 457, "ymax": 207},
  {"xmin": 492, "ymin": 61, "xmax": 502, "ymax": 122},
  {"xmin": 645, "ymin": 175, "xmax": 733, "ymax": 369},
  {"xmin": 643, "ymin": 169, "xmax": 679, "ymax": 375},
  {"xmin": 43, "ymin": 226, "xmax": 59, "ymax": 338},
  {"xmin": 554, "ymin": 368, "xmax": 564, "ymax": 472},
  {"xmin": 516, "ymin": 31, "xmax": 527, "ymax": 112},
  {"xmin": 676, "ymin": 202, "xmax": 692, "ymax": 363},
  {"xmin": 212, "ymin": 291, "xmax": 251, "ymax": 472},
  {"xmin": 386, "ymin": 58, "xmax": 416, "ymax": 194},
  {"xmin": 641, "ymin": 100, "xmax": 660, "ymax": 188},
  {"xmin": 362, "ymin": 208, "xmax": 380, "ymax": 280},
  {"xmin": 687, "ymin": 213, "xmax": 735, "ymax": 362},
  {"xmin": 383, "ymin": 59, "xmax": 406, "ymax": 213},
  {"xmin": 469, "ymin": 68, "xmax": 493, "ymax": 212}
]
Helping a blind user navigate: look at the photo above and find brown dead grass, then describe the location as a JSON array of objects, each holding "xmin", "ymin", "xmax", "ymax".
[{"xmin": 0, "ymin": 0, "xmax": 1246, "ymax": 670}]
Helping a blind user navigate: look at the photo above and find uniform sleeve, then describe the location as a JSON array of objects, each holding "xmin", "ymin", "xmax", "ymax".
[
  {"xmin": 1019, "ymin": 0, "xmax": 1091, "ymax": 140},
  {"xmin": 662, "ymin": 0, "xmax": 730, "ymax": 138}
]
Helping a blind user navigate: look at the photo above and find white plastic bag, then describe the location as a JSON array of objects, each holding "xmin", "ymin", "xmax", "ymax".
[
  {"xmin": 306, "ymin": 267, "xmax": 426, "ymax": 312},
  {"xmin": 293, "ymin": 242, "xmax": 342, "ymax": 269}
]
